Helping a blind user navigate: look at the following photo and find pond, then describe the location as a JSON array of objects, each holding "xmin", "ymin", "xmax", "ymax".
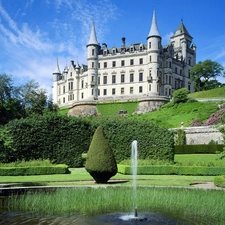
[{"xmin": 0, "ymin": 210, "xmax": 209, "ymax": 225}]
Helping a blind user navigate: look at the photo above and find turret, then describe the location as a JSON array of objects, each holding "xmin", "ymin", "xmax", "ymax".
[
  {"xmin": 147, "ymin": 10, "xmax": 161, "ymax": 96},
  {"xmin": 87, "ymin": 21, "xmax": 100, "ymax": 100},
  {"xmin": 52, "ymin": 58, "xmax": 61, "ymax": 81}
]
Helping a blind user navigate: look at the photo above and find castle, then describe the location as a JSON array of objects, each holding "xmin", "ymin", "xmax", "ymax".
[{"xmin": 52, "ymin": 10, "xmax": 196, "ymax": 109}]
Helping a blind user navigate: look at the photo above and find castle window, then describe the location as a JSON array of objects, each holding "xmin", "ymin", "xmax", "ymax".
[
  {"xmin": 91, "ymin": 75, "xmax": 94, "ymax": 82},
  {"xmin": 149, "ymin": 42, "xmax": 151, "ymax": 49},
  {"xmin": 70, "ymin": 72, "xmax": 72, "ymax": 77},
  {"xmin": 130, "ymin": 73, "xmax": 134, "ymax": 82},
  {"xmin": 112, "ymin": 75, "xmax": 116, "ymax": 84},
  {"xmin": 81, "ymin": 93, "xmax": 84, "ymax": 99},
  {"xmin": 112, "ymin": 49, "xmax": 116, "ymax": 54},
  {"xmin": 59, "ymin": 87, "xmax": 61, "ymax": 95},
  {"xmin": 81, "ymin": 80, "xmax": 84, "ymax": 88},
  {"xmin": 121, "ymin": 87, "xmax": 124, "ymax": 95},
  {"xmin": 130, "ymin": 47, "xmax": 134, "ymax": 52},
  {"xmin": 139, "ymin": 86, "xmax": 143, "ymax": 93},
  {"xmin": 180, "ymin": 69, "xmax": 182, "ymax": 75},
  {"xmin": 188, "ymin": 69, "xmax": 190, "ymax": 78},
  {"xmin": 158, "ymin": 42, "xmax": 160, "ymax": 49},
  {"xmin": 188, "ymin": 83, "xmax": 191, "ymax": 91},
  {"xmin": 98, "ymin": 89, "xmax": 100, "ymax": 96},
  {"xmin": 98, "ymin": 63, "xmax": 100, "ymax": 68},
  {"xmin": 130, "ymin": 59, "xmax": 134, "ymax": 65},
  {"xmin": 103, "ymin": 89, "xmax": 107, "ymax": 95},
  {"xmin": 149, "ymin": 84, "xmax": 151, "ymax": 91},
  {"xmin": 63, "ymin": 97, "xmax": 65, "ymax": 103},
  {"xmin": 189, "ymin": 57, "xmax": 191, "ymax": 65},
  {"xmin": 149, "ymin": 55, "xmax": 151, "ymax": 62},
  {"xmin": 139, "ymin": 58, "xmax": 143, "ymax": 65},
  {"xmin": 103, "ymin": 50, "xmax": 107, "ymax": 56},
  {"xmin": 92, "ymin": 49, "xmax": 94, "ymax": 55},
  {"xmin": 121, "ymin": 74, "xmax": 125, "ymax": 83},
  {"xmin": 121, "ymin": 60, "xmax": 125, "ymax": 66},
  {"xmin": 175, "ymin": 67, "xmax": 177, "ymax": 74},
  {"xmin": 169, "ymin": 76, "xmax": 172, "ymax": 85},
  {"xmin": 103, "ymin": 76, "xmax": 107, "ymax": 84},
  {"xmin": 98, "ymin": 76, "xmax": 100, "ymax": 85},
  {"xmin": 112, "ymin": 61, "xmax": 116, "ymax": 67},
  {"xmin": 112, "ymin": 88, "xmax": 115, "ymax": 95},
  {"xmin": 68, "ymin": 82, "xmax": 73, "ymax": 90},
  {"xmin": 130, "ymin": 87, "xmax": 133, "ymax": 94},
  {"xmin": 92, "ymin": 89, "xmax": 93, "ymax": 95},
  {"xmin": 169, "ymin": 61, "xmax": 172, "ymax": 68},
  {"xmin": 63, "ymin": 86, "xmax": 65, "ymax": 93},
  {"xmin": 104, "ymin": 62, "xmax": 107, "ymax": 68},
  {"xmin": 139, "ymin": 73, "xmax": 143, "ymax": 81},
  {"xmin": 140, "ymin": 46, "xmax": 143, "ymax": 51},
  {"xmin": 92, "ymin": 62, "xmax": 94, "ymax": 68}
]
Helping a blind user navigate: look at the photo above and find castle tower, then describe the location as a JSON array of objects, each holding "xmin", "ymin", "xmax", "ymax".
[
  {"xmin": 87, "ymin": 21, "xmax": 100, "ymax": 100},
  {"xmin": 147, "ymin": 10, "xmax": 161, "ymax": 96},
  {"xmin": 52, "ymin": 58, "xmax": 61, "ymax": 104},
  {"xmin": 170, "ymin": 21, "xmax": 193, "ymax": 63}
]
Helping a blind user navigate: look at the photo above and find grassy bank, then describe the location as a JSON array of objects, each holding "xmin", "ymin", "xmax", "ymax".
[{"xmin": 7, "ymin": 187, "xmax": 225, "ymax": 224}]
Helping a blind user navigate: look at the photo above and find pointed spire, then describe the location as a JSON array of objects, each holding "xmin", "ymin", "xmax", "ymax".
[
  {"xmin": 87, "ymin": 21, "xmax": 99, "ymax": 46},
  {"xmin": 173, "ymin": 21, "xmax": 191, "ymax": 37},
  {"xmin": 148, "ymin": 10, "xmax": 160, "ymax": 38},
  {"xmin": 53, "ymin": 57, "xmax": 61, "ymax": 74}
]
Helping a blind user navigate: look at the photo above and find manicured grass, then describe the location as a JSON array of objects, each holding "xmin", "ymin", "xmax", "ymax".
[
  {"xmin": 96, "ymin": 101, "xmax": 139, "ymax": 115},
  {"xmin": 188, "ymin": 86, "xmax": 225, "ymax": 99},
  {"xmin": 7, "ymin": 187, "xmax": 225, "ymax": 223},
  {"xmin": 58, "ymin": 107, "xmax": 70, "ymax": 116},
  {"xmin": 175, "ymin": 154, "xmax": 225, "ymax": 167},
  {"xmin": 131, "ymin": 101, "xmax": 219, "ymax": 127},
  {"xmin": 0, "ymin": 167, "xmax": 214, "ymax": 187}
]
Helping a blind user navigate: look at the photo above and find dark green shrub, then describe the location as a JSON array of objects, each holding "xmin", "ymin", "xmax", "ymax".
[
  {"xmin": 172, "ymin": 88, "xmax": 189, "ymax": 104},
  {"xmin": 0, "ymin": 165, "xmax": 70, "ymax": 176},
  {"xmin": 85, "ymin": 126, "xmax": 117, "ymax": 183},
  {"xmin": 118, "ymin": 164, "xmax": 225, "ymax": 176},
  {"xmin": 214, "ymin": 175, "xmax": 225, "ymax": 187},
  {"xmin": 87, "ymin": 116, "xmax": 174, "ymax": 162},
  {"xmin": 175, "ymin": 144, "xmax": 224, "ymax": 154},
  {"xmin": 4, "ymin": 114, "xmax": 91, "ymax": 167}
]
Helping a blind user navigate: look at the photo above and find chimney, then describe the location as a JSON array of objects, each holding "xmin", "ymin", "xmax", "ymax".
[{"xmin": 122, "ymin": 37, "xmax": 126, "ymax": 48}]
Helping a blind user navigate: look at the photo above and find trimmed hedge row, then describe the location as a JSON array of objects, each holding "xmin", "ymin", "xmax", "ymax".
[
  {"xmin": 175, "ymin": 144, "xmax": 224, "ymax": 154},
  {"xmin": 3, "ymin": 114, "xmax": 91, "ymax": 167},
  {"xmin": 214, "ymin": 175, "xmax": 225, "ymax": 188},
  {"xmin": 118, "ymin": 164, "xmax": 225, "ymax": 176},
  {"xmin": 0, "ymin": 165, "xmax": 70, "ymax": 176},
  {"xmin": 88, "ymin": 117, "xmax": 175, "ymax": 162}
]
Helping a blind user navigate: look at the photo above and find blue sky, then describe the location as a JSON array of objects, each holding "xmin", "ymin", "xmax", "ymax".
[{"xmin": 0, "ymin": 0, "xmax": 225, "ymax": 95}]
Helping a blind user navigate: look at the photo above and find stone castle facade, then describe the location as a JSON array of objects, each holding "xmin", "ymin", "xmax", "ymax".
[{"xmin": 52, "ymin": 10, "xmax": 196, "ymax": 108}]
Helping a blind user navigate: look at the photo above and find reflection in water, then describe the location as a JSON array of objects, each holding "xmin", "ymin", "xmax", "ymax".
[{"xmin": 0, "ymin": 211, "xmax": 208, "ymax": 225}]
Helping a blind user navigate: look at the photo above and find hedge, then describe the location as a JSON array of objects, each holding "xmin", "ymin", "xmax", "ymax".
[
  {"xmin": 175, "ymin": 144, "xmax": 224, "ymax": 154},
  {"xmin": 0, "ymin": 165, "xmax": 70, "ymax": 176},
  {"xmin": 214, "ymin": 175, "xmax": 225, "ymax": 188},
  {"xmin": 3, "ymin": 114, "xmax": 91, "ymax": 167},
  {"xmin": 118, "ymin": 164, "xmax": 225, "ymax": 176},
  {"xmin": 87, "ymin": 116, "xmax": 175, "ymax": 162}
]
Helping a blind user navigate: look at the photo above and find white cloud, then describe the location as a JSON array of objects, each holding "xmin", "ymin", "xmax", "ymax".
[{"xmin": 162, "ymin": 32, "xmax": 173, "ymax": 45}]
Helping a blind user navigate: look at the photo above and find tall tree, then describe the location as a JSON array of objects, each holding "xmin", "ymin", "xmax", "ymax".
[
  {"xmin": 0, "ymin": 74, "xmax": 25, "ymax": 125},
  {"xmin": 190, "ymin": 60, "xmax": 225, "ymax": 92}
]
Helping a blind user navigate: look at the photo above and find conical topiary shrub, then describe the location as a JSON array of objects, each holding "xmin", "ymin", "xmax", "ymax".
[{"xmin": 85, "ymin": 126, "xmax": 117, "ymax": 183}]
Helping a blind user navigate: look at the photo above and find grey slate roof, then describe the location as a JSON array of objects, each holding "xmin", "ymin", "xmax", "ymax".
[
  {"xmin": 53, "ymin": 58, "xmax": 61, "ymax": 74},
  {"xmin": 87, "ymin": 21, "xmax": 99, "ymax": 46},
  {"xmin": 148, "ymin": 10, "xmax": 160, "ymax": 37}
]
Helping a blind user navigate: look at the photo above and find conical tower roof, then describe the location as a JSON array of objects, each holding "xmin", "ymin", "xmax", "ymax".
[
  {"xmin": 173, "ymin": 21, "xmax": 192, "ymax": 38},
  {"xmin": 87, "ymin": 21, "xmax": 99, "ymax": 46},
  {"xmin": 53, "ymin": 58, "xmax": 61, "ymax": 74},
  {"xmin": 148, "ymin": 10, "xmax": 160, "ymax": 38}
]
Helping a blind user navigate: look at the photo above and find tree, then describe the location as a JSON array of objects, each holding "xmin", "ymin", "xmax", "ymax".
[
  {"xmin": 85, "ymin": 126, "xmax": 117, "ymax": 183},
  {"xmin": 190, "ymin": 60, "xmax": 225, "ymax": 92},
  {"xmin": 0, "ymin": 74, "xmax": 25, "ymax": 125}
]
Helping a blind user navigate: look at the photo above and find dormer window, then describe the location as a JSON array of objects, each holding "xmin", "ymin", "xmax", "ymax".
[
  {"xmin": 103, "ymin": 50, "xmax": 107, "ymax": 56},
  {"xmin": 112, "ymin": 49, "xmax": 116, "ymax": 55},
  {"xmin": 140, "ymin": 46, "xmax": 143, "ymax": 51},
  {"xmin": 130, "ymin": 47, "xmax": 134, "ymax": 52}
]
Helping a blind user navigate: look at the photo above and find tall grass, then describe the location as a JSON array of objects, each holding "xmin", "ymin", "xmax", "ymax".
[{"xmin": 7, "ymin": 187, "xmax": 225, "ymax": 223}]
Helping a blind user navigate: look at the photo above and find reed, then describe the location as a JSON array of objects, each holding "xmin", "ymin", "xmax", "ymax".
[{"xmin": 7, "ymin": 187, "xmax": 225, "ymax": 223}]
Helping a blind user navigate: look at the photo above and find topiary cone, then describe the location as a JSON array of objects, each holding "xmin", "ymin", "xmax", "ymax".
[{"xmin": 85, "ymin": 126, "xmax": 117, "ymax": 183}]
